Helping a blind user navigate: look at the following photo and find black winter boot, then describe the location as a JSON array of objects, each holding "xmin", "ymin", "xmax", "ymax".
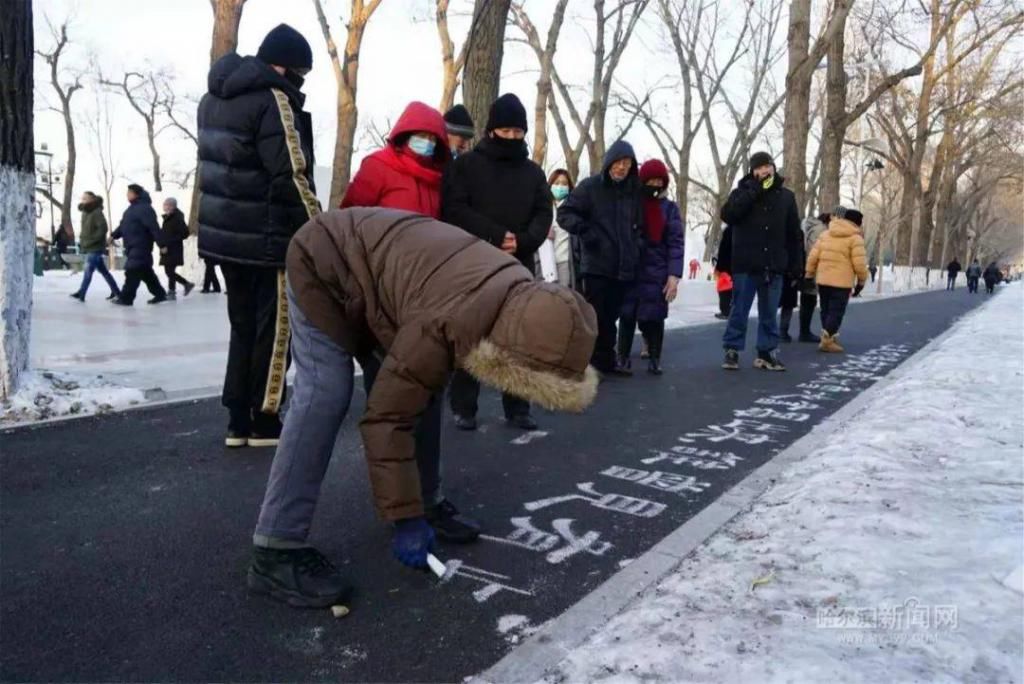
[
  {"xmin": 249, "ymin": 411, "xmax": 282, "ymax": 448},
  {"xmin": 798, "ymin": 293, "xmax": 820, "ymax": 343},
  {"xmin": 247, "ymin": 546, "xmax": 352, "ymax": 608},
  {"xmin": 722, "ymin": 349, "xmax": 740, "ymax": 370},
  {"xmin": 754, "ymin": 349, "xmax": 786, "ymax": 372},
  {"xmin": 648, "ymin": 357, "xmax": 663, "ymax": 375},
  {"xmin": 426, "ymin": 499, "xmax": 481, "ymax": 543},
  {"xmin": 779, "ymin": 308, "xmax": 793, "ymax": 343}
]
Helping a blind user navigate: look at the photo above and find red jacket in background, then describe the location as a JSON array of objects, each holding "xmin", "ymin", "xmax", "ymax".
[{"xmin": 341, "ymin": 101, "xmax": 450, "ymax": 218}]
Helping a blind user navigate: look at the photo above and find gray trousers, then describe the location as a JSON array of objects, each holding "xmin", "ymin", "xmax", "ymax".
[{"xmin": 254, "ymin": 286, "xmax": 443, "ymax": 547}]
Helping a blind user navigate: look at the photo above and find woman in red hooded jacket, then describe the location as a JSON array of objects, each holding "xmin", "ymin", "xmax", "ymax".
[
  {"xmin": 339, "ymin": 100, "xmax": 480, "ymax": 544},
  {"xmin": 341, "ymin": 101, "xmax": 450, "ymax": 217}
]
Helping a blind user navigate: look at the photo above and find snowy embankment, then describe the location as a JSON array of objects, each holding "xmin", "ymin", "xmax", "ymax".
[
  {"xmin": 541, "ymin": 284, "xmax": 1024, "ymax": 684},
  {"xmin": 1, "ymin": 370, "xmax": 145, "ymax": 425}
]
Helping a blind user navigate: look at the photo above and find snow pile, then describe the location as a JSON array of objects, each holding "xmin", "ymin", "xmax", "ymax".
[
  {"xmin": 1, "ymin": 370, "xmax": 145, "ymax": 425},
  {"xmin": 541, "ymin": 284, "xmax": 1024, "ymax": 684}
]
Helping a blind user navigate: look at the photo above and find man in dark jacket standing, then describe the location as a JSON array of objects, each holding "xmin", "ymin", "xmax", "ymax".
[
  {"xmin": 442, "ymin": 93, "xmax": 552, "ymax": 430},
  {"xmin": 160, "ymin": 198, "xmax": 194, "ymax": 300},
  {"xmin": 557, "ymin": 139, "xmax": 644, "ymax": 375},
  {"xmin": 111, "ymin": 184, "xmax": 167, "ymax": 306},
  {"xmin": 719, "ymin": 152, "xmax": 803, "ymax": 372},
  {"xmin": 71, "ymin": 191, "xmax": 120, "ymax": 302},
  {"xmin": 198, "ymin": 24, "xmax": 319, "ymax": 448},
  {"xmin": 946, "ymin": 258, "xmax": 962, "ymax": 290}
]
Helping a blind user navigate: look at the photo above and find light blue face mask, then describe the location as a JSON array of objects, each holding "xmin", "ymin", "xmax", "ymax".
[
  {"xmin": 408, "ymin": 135, "xmax": 436, "ymax": 158},
  {"xmin": 551, "ymin": 185, "xmax": 570, "ymax": 201}
]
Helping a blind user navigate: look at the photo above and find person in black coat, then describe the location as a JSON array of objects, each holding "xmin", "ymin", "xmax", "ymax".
[
  {"xmin": 197, "ymin": 24, "xmax": 319, "ymax": 447},
  {"xmin": 159, "ymin": 198, "xmax": 195, "ymax": 299},
  {"xmin": 557, "ymin": 139, "xmax": 645, "ymax": 375},
  {"xmin": 719, "ymin": 151, "xmax": 804, "ymax": 372},
  {"xmin": 983, "ymin": 262, "xmax": 1001, "ymax": 293},
  {"xmin": 110, "ymin": 184, "xmax": 167, "ymax": 306},
  {"xmin": 946, "ymin": 258, "xmax": 962, "ymax": 290},
  {"xmin": 441, "ymin": 93, "xmax": 552, "ymax": 431}
]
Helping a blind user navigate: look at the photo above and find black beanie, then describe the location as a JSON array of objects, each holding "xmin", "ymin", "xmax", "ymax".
[
  {"xmin": 127, "ymin": 183, "xmax": 146, "ymax": 196},
  {"xmin": 749, "ymin": 151, "xmax": 774, "ymax": 173},
  {"xmin": 444, "ymin": 105, "xmax": 475, "ymax": 138},
  {"xmin": 486, "ymin": 93, "xmax": 528, "ymax": 133},
  {"xmin": 833, "ymin": 205, "xmax": 864, "ymax": 227},
  {"xmin": 257, "ymin": 24, "xmax": 313, "ymax": 70}
]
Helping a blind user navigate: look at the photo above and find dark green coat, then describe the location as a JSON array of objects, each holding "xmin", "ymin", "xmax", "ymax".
[{"xmin": 79, "ymin": 202, "xmax": 108, "ymax": 254}]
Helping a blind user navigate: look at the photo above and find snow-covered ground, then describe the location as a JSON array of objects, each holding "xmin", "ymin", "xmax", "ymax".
[
  {"xmin": 540, "ymin": 284, "xmax": 1024, "ymax": 684},
  {"xmin": 0, "ymin": 369, "xmax": 145, "ymax": 425}
]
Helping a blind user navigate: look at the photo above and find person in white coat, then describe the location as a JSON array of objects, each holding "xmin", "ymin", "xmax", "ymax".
[{"xmin": 545, "ymin": 168, "xmax": 576, "ymax": 287}]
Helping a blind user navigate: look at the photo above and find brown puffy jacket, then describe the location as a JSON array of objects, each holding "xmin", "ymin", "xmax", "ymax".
[
  {"xmin": 805, "ymin": 217, "xmax": 869, "ymax": 288},
  {"xmin": 287, "ymin": 208, "xmax": 599, "ymax": 520}
]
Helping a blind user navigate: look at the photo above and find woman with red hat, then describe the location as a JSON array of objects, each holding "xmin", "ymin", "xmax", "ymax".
[{"xmin": 617, "ymin": 159, "xmax": 684, "ymax": 375}]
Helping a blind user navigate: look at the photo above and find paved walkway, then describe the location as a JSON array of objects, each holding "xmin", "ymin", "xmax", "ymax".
[{"xmin": 1, "ymin": 289, "xmax": 982, "ymax": 683}]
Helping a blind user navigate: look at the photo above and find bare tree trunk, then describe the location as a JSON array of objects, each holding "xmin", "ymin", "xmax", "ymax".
[
  {"xmin": 817, "ymin": 24, "xmax": 847, "ymax": 213},
  {"xmin": 0, "ymin": 0, "xmax": 35, "ymax": 399},
  {"xmin": 36, "ymin": 22, "xmax": 82, "ymax": 235},
  {"xmin": 782, "ymin": 0, "xmax": 851, "ymax": 214},
  {"xmin": 314, "ymin": 0, "xmax": 383, "ymax": 208},
  {"xmin": 210, "ymin": 0, "xmax": 247, "ymax": 62},
  {"xmin": 436, "ymin": 0, "xmax": 469, "ymax": 112},
  {"xmin": 102, "ymin": 73, "xmax": 166, "ymax": 192},
  {"xmin": 463, "ymin": 0, "xmax": 513, "ymax": 140}
]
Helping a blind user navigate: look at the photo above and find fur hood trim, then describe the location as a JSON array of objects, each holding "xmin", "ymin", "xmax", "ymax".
[{"xmin": 462, "ymin": 339, "xmax": 599, "ymax": 413}]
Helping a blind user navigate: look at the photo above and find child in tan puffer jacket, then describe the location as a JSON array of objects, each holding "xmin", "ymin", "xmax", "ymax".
[{"xmin": 805, "ymin": 206, "xmax": 869, "ymax": 352}]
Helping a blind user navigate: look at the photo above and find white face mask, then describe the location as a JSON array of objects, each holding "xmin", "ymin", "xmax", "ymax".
[{"xmin": 408, "ymin": 135, "xmax": 437, "ymax": 158}]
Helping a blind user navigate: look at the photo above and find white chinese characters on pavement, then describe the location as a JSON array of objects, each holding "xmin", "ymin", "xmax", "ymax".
[
  {"xmin": 678, "ymin": 419, "xmax": 789, "ymax": 445},
  {"xmin": 523, "ymin": 482, "xmax": 667, "ymax": 518},
  {"xmin": 601, "ymin": 465, "xmax": 711, "ymax": 494},
  {"xmin": 480, "ymin": 517, "xmax": 613, "ymax": 565}
]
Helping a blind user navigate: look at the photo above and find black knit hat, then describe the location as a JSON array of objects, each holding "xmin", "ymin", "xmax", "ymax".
[
  {"xmin": 257, "ymin": 24, "xmax": 313, "ymax": 70},
  {"xmin": 486, "ymin": 93, "xmax": 528, "ymax": 133},
  {"xmin": 444, "ymin": 105, "xmax": 475, "ymax": 138},
  {"xmin": 127, "ymin": 183, "xmax": 146, "ymax": 196},
  {"xmin": 833, "ymin": 205, "xmax": 864, "ymax": 227},
  {"xmin": 749, "ymin": 151, "xmax": 774, "ymax": 173}
]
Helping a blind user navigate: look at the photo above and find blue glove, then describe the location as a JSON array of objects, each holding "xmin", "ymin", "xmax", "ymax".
[{"xmin": 392, "ymin": 517, "xmax": 435, "ymax": 568}]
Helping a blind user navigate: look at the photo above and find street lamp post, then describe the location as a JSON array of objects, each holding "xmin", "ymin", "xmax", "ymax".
[{"xmin": 35, "ymin": 143, "xmax": 57, "ymax": 244}]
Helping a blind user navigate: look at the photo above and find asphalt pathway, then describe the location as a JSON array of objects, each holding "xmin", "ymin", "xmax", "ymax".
[{"xmin": 0, "ymin": 289, "xmax": 984, "ymax": 683}]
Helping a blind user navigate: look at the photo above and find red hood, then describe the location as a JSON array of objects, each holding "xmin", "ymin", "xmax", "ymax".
[{"xmin": 389, "ymin": 102, "xmax": 450, "ymax": 163}]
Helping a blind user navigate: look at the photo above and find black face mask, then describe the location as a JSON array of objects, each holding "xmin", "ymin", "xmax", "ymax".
[
  {"xmin": 285, "ymin": 69, "xmax": 305, "ymax": 89},
  {"xmin": 643, "ymin": 185, "xmax": 663, "ymax": 199},
  {"xmin": 491, "ymin": 136, "xmax": 527, "ymax": 155}
]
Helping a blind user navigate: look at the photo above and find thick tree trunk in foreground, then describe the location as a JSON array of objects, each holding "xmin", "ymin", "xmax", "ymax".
[
  {"xmin": 462, "ymin": 0, "xmax": 513, "ymax": 140},
  {"xmin": 0, "ymin": 0, "xmax": 36, "ymax": 399}
]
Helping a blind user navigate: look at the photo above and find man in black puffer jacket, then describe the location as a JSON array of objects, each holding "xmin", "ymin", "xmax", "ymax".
[
  {"xmin": 557, "ymin": 139, "xmax": 645, "ymax": 375},
  {"xmin": 719, "ymin": 151, "xmax": 804, "ymax": 372},
  {"xmin": 198, "ymin": 24, "xmax": 319, "ymax": 448},
  {"xmin": 442, "ymin": 93, "xmax": 552, "ymax": 431},
  {"xmin": 111, "ymin": 184, "xmax": 167, "ymax": 306}
]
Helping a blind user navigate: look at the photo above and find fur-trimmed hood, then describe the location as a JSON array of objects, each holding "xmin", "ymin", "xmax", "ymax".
[{"xmin": 461, "ymin": 281, "xmax": 599, "ymax": 413}]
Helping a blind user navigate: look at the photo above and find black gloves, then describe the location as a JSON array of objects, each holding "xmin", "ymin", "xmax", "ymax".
[{"xmin": 853, "ymin": 283, "xmax": 865, "ymax": 298}]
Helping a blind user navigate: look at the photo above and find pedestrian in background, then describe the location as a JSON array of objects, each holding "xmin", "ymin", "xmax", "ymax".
[
  {"xmin": 443, "ymin": 104, "xmax": 475, "ymax": 159},
  {"xmin": 688, "ymin": 257, "xmax": 700, "ymax": 280},
  {"xmin": 719, "ymin": 151, "xmax": 803, "ymax": 371},
  {"xmin": 201, "ymin": 259, "xmax": 222, "ymax": 294},
  {"xmin": 160, "ymin": 198, "xmax": 195, "ymax": 300},
  {"xmin": 965, "ymin": 259, "xmax": 981, "ymax": 294},
  {"xmin": 983, "ymin": 262, "xmax": 1001, "ymax": 293},
  {"xmin": 946, "ymin": 257, "xmax": 962, "ymax": 290},
  {"xmin": 110, "ymin": 184, "xmax": 167, "ymax": 307},
  {"xmin": 558, "ymin": 140, "xmax": 644, "ymax": 376},
  {"xmin": 547, "ymin": 168, "xmax": 575, "ymax": 288},
  {"xmin": 796, "ymin": 213, "xmax": 829, "ymax": 343},
  {"xmin": 344, "ymin": 100, "xmax": 479, "ymax": 543},
  {"xmin": 616, "ymin": 159, "xmax": 683, "ymax": 376},
  {"xmin": 443, "ymin": 93, "xmax": 552, "ymax": 431},
  {"xmin": 70, "ymin": 191, "xmax": 120, "ymax": 302},
  {"xmin": 343, "ymin": 101, "xmax": 450, "ymax": 217},
  {"xmin": 805, "ymin": 206, "xmax": 869, "ymax": 353}
]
